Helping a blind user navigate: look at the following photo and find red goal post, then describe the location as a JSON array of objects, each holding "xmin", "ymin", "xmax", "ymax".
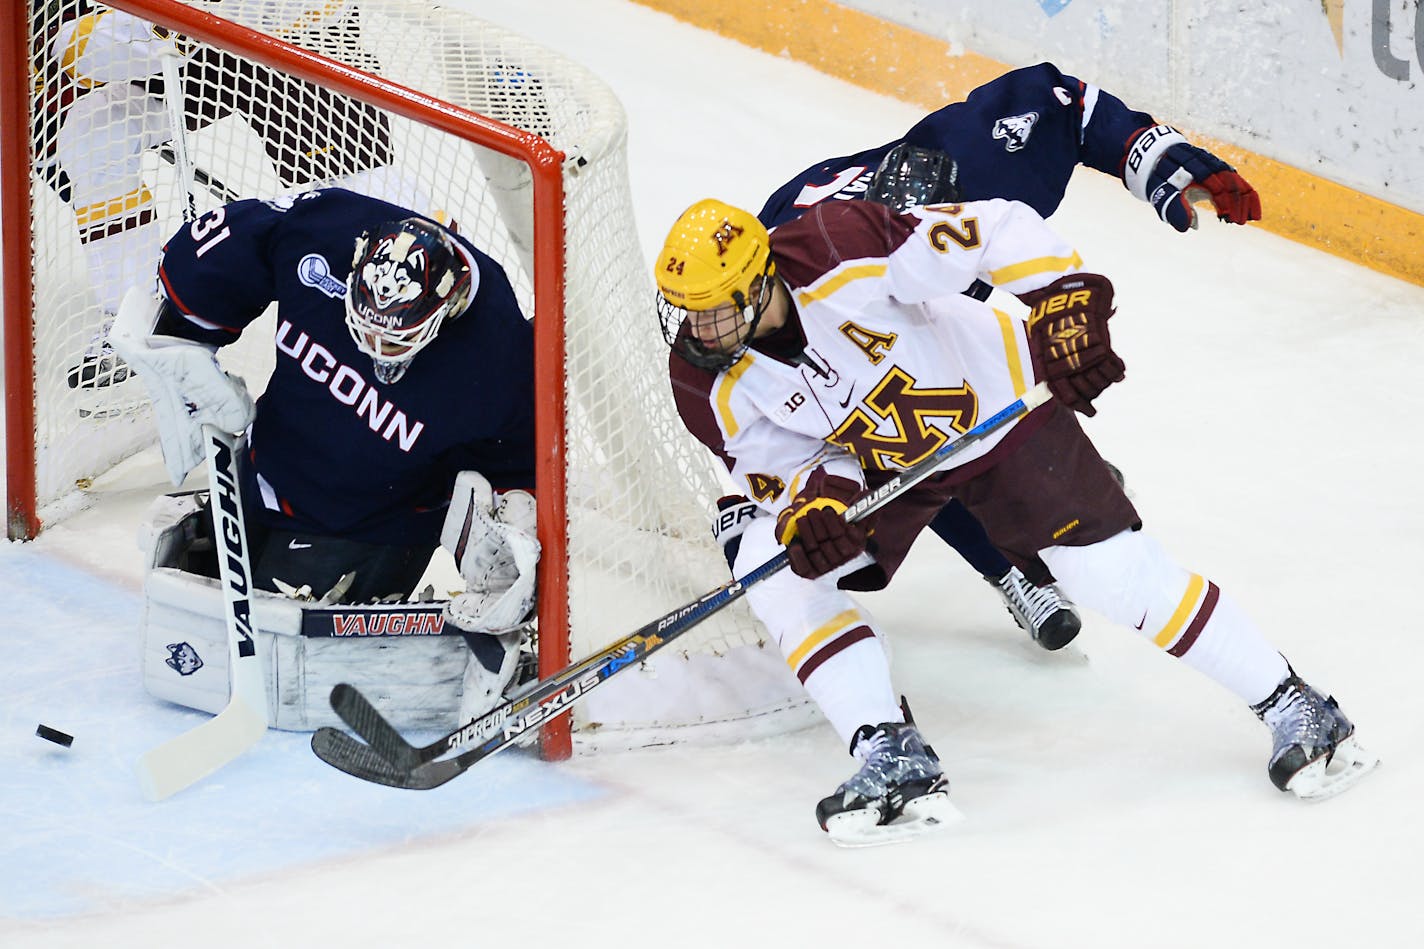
[{"xmin": 4, "ymin": 0, "xmax": 815, "ymax": 759}]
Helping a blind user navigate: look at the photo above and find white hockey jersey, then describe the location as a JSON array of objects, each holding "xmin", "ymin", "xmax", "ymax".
[{"xmin": 668, "ymin": 197, "xmax": 1084, "ymax": 516}]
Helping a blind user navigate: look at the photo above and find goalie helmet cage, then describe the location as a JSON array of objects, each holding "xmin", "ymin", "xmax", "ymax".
[{"xmin": 1, "ymin": 0, "xmax": 817, "ymax": 759}]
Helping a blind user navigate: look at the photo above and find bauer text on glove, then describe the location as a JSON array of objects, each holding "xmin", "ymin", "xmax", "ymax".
[
  {"xmin": 1023, "ymin": 273, "xmax": 1124, "ymax": 418},
  {"xmin": 1124, "ymin": 125, "xmax": 1261, "ymax": 233}
]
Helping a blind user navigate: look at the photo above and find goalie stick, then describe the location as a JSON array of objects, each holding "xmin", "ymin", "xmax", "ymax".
[
  {"xmin": 159, "ymin": 52, "xmax": 198, "ymax": 222},
  {"xmin": 311, "ymin": 383, "xmax": 1054, "ymax": 789},
  {"xmin": 156, "ymin": 144, "xmax": 241, "ymax": 205},
  {"xmin": 135, "ymin": 426, "xmax": 269, "ymax": 799}
]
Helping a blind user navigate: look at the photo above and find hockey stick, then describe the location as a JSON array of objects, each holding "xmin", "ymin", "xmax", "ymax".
[
  {"xmin": 312, "ymin": 382, "xmax": 1053, "ymax": 789},
  {"xmin": 156, "ymin": 144, "xmax": 241, "ymax": 205},
  {"xmin": 159, "ymin": 51, "xmax": 198, "ymax": 221},
  {"xmin": 136, "ymin": 426, "xmax": 268, "ymax": 799}
]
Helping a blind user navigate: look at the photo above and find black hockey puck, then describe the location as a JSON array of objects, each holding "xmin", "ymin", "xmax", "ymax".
[{"xmin": 36, "ymin": 724, "xmax": 74, "ymax": 747}]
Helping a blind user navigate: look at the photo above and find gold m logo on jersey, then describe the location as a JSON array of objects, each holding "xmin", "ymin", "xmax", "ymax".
[{"xmin": 830, "ymin": 367, "xmax": 978, "ymax": 470}]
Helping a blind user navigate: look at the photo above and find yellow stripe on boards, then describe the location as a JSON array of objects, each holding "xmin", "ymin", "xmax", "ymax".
[
  {"xmin": 1153, "ymin": 574, "xmax": 1205, "ymax": 649},
  {"xmin": 630, "ymin": 0, "xmax": 1424, "ymax": 289}
]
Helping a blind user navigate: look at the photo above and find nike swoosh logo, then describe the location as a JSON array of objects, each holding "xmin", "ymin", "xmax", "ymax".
[
  {"xmin": 288, "ymin": 540, "xmax": 313, "ymax": 550},
  {"xmin": 1134, "ymin": 611, "xmax": 1148, "ymax": 630},
  {"xmin": 837, "ymin": 385, "xmax": 857, "ymax": 409}
]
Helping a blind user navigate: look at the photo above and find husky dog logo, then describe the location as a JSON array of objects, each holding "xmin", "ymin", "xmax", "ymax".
[
  {"xmin": 165, "ymin": 642, "xmax": 204, "ymax": 676},
  {"xmin": 360, "ymin": 232, "xmax": 432, "ymax": 325},
  {"xmin": 992, "ymin": 112, "xmax": 1040, "ymax": 152}
]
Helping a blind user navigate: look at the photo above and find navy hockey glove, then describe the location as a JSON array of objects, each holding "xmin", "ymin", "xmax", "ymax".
[
  {"xmin": 774, "ymin": 469, "xmax": 869, "ymax": 580},
  {"xmin": 1124, "ymin": 125, "xmax": 1261, "ymax": 233},
  {"xmin": 1023, "ymin": 273, "xmax": 1124, "ymax": 417}
]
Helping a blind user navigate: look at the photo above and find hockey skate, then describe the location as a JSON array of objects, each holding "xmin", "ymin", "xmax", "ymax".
[
  {"xmin": 69, "ymin": 317, "xmax": 146, "ymax": 419},
  {"xmin": 815, "ymin": 714, "xmax": 961, "ymax": 847},
  {"xmin": 67, "ymin": 318, "xmax": 134, "ymax": 390},
  {"xmin": 1252, "ymin": 673, "xmax": 1378, "ymax": 801},
  {"xmin": 992, "ymin": 566, "xmax": 1081, "ymax": 651}
]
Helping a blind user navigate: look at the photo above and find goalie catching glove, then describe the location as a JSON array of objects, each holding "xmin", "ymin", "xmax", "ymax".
[
  {"xmin": 440, "ymin": 471, "xmax": 540, "ymax": 722},
  {"xmin": 108, "ymin": 286, "xmax": 256, "ymax": 486},
  {"xmin": 1124, "ymin": 125, "xmax": 1261, "ymax": 233},
  {"xmin": 441, "ymin": 470, "xmax": 539, "ymax": 636},
  {"xmin": 1023, "ymin": 273, "xmax": 1124, "ymax": 417},
  {"xmin": 775, "ymin": 468, "xmax": 871, "ymax": 580}
]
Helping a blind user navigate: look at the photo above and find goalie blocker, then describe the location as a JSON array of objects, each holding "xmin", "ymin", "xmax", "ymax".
[{"xmin": 138, "ymin": 472, "xmax": 538, "ymax": 731}]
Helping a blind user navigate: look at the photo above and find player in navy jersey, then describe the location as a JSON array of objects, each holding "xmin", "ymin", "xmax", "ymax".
[
  {"xmin": 754, "ymin": 62, "xmax": 1261, "ymax": 650},
  {"xmin": 112, "ymin": 187, "xmax": 535, "ymax": 606}
]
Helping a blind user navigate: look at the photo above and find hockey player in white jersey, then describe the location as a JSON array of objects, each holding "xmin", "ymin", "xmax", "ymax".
[{"xmin": 656, "ymin": 196, "xmax": 1375, "ymax": 845}]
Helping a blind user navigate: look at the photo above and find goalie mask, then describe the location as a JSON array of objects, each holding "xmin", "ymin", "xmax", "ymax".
[
  {"xmin": 345, "ymin": 218, "xmax": 475, "ymax": 384},
  {"xmin": 655, "ymin": 199, "xmax": 776, "ymax": 373},
  {"xmin": 865, "ymin": 143, "xmax": 962, "ymax": 212}
]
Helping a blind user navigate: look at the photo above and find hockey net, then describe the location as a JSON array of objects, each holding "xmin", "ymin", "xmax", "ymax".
[{"xmin": 2, "ymin": 0, "xmax": 816, "ymax": 756}]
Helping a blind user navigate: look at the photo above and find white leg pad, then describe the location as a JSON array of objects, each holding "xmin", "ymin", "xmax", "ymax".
[{"xmin": 140, "ymin": 567, "xmax": 470, "ymax": 731}]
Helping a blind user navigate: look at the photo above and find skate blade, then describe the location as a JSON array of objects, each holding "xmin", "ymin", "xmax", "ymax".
[
  {"xmin": 825, "ymin": 791, "xmax": 964, "ymax": 848},
  {"xmin": 1287, "ymin": 736, "xmax": 1380, "ymax": 802}
]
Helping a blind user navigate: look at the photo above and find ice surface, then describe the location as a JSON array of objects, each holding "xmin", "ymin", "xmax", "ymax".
[{"xmin": 4, "ymin": 2, "xmax": 1422, "ymax": 946}]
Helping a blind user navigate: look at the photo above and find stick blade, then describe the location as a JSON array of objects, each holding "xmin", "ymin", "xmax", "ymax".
[
  {"xmin": 328, "ymin": 683, "xmax": 421, "ymax": 770},
  {"xmin": 310, "ymin": 727, "xmax": 425, "ymax": 788},
  {"xmin": 136, "ymin": 697, "xmax": 267, "ymax": 801}
]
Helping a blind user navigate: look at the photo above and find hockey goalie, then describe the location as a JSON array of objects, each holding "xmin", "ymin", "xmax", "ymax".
[{"xmin": 110, "ymin": 186, "xmax": 541, "ymax": 731}]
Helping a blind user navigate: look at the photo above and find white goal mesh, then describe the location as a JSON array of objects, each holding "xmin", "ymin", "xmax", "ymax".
[{"xmin": 7, "ymin": 0, "xmax": 817, "ymax": 752}]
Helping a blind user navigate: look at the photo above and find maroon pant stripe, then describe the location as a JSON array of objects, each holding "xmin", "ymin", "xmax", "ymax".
[
  {"xmin": 796, "ymin": 625, "xmax": 875, "ymax": 684},
  {"xmin": 1168, "ymin": 581, "xmax": 1220, "ymax": 657}
]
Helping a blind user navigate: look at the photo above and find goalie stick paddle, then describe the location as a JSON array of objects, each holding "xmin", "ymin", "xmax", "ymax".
[
  {"xmin": 311, "ymin": 383, "xmax": 1053, "ymax": 789},
  {"xmin": 136, "ymin": 426, "xmax": 269, "ymax": 800}
]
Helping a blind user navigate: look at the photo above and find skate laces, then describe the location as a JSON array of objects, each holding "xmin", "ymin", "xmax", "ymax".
[
  {"xmin": 1256, "ymin": 678, "xmax": 1349, "ymax": 753},
  {"xmin": 996, "ymin": 567, "xmax": 1071, "ymax": 627},
  {"xmin": 843, "ymin": 723, "xmax": 941, "ymax": 797}
]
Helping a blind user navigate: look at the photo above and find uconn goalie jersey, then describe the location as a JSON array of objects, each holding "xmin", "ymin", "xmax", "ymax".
[
  {"xmin": 156, "ymin": 187, "xmax": 534, "ymax": 547},
  {"xmin": 758, "ymin": 62, "xmax": 1155, "ymax": 228},
  {"xmin": 669, "ymin": 198, "xmax": 1081, "ymax": 519}
]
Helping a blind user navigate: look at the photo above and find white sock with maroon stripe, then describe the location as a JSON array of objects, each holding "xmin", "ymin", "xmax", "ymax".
[
  {"xmin": 797, "ymin": 634, "xmax": 903, "ymax": 749},
  {"xmin": 1170, "ymin": 587, "xmax": 1290, "ymax": 706},
  {"xmin": 1041, "ymin": 530, "xmax": 1290, "ymax": 705}
]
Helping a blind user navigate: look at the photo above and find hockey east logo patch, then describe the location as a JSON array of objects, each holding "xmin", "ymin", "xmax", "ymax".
[
  {"xmin": 165, "ymin": 642, "xmax": 204, "ymax": 676},
  {"xmin": 297, "ymin": 254, "xmax": 349, "ymax": 299}
]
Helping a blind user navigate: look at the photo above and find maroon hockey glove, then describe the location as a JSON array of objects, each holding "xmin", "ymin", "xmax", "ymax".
[
  {"xmin": 774, "ymin": 469, "xmax": 869, "ymax": 579},
  {"xmin": 1023, "ymin": 273, "xmax": 1125, "ymax": 417}
]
